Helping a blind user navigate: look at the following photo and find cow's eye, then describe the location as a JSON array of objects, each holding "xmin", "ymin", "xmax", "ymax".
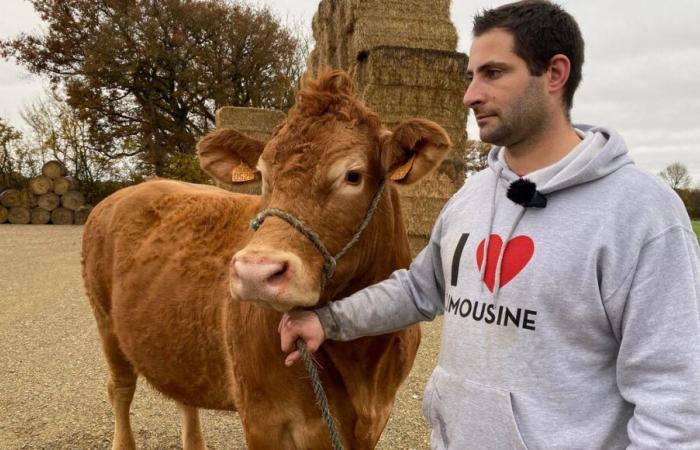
[{"xmin": 345, "ymin": 170, "xmax": 362, "ymax": 185}]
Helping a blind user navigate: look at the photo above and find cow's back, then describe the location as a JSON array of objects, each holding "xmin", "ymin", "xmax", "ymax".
[{"xmin": 82, "ymin": 179, "xmax": 260, "ymax": 409}]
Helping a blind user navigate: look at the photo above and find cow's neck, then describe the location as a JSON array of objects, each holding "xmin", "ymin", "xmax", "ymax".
[
  {"xmin": 320, "ymin": 186, "xmax": 418, "ymax": 440},
  {"xmin": 323, "ymin": 185, "xmax": 411, "ymax": 302}
]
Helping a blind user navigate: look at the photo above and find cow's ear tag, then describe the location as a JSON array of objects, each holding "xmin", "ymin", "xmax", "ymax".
[
  {"xmin": 231, "ymin": 162, "xmax": 256, "ymax": 183},
  {"xmin": 389, "ymin": 154, "xmax": 416, "ymax": 181}
]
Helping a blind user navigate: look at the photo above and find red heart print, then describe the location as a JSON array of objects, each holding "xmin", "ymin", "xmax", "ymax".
[{"xmin": 476, "ymin": 234, "xmax": 534, "ymax": 292}]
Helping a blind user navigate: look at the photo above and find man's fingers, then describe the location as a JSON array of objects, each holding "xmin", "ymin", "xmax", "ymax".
[
  {"xmin": 277, "ymin": 313, "xmax": 289, "ymax": 334},
  {"xmin": 285, "ymin": 350, "xmax": 301, "ymax": 367},
  {"xmin": 280, "ymin": 327, "xmax": 296, "ymax": 353}
]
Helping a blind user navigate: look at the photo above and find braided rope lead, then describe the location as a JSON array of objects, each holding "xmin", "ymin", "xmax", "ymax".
[
  {"xmin": 297, "ymin": 339, "xmax": 345, "ymax": 450},
  {"xmin": 250, "ymin": 208, "xmax": 337, "ymax": 287},
  {"xmin": 249, "ymin": 179, "xmax": 387, "ymax": 288},
  {"xmin": 333, "ymin": 179, "xmax": 385, "ymax": 261}
]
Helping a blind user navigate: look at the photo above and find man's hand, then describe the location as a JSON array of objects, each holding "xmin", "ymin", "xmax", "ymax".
[{"xmin": 279, "ymin": 310, "xmax": 326, "ymax": 367}]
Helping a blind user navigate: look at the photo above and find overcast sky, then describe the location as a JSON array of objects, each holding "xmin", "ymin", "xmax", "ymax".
[{"xmin": 1, "ymin": 0, "xmax": 699, "ymax": 184}]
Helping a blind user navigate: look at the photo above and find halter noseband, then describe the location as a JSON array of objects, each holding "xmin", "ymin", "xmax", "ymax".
[{"xmin": 249, "ymin": 179, "xmax": 387, "ymax": 290}]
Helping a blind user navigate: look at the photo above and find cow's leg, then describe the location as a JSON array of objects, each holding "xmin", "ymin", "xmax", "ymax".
[
  {"xmin": 100, "ymin": 330, "xmax": 138, "ymax": 450},
  {"xmin": 178, "ymin": 403, "xmax": 207, "ymax": 450}
]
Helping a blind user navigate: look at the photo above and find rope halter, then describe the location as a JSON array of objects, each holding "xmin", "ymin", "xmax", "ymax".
[{"xmin": 249, "ymin": 179, "xmax": 387, "ymax": 290}]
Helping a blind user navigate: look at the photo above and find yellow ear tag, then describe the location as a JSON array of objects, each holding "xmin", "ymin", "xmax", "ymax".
[
  {"xmin": 231, "ymin": 161, "xmax": 256, "ymax": 183},
  {"xmin": 389, "ymin": 154, "xmax": 416, "ymax": 181}
]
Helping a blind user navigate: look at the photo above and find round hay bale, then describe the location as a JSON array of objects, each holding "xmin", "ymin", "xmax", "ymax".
[
  {"xmin": 29, "ymin": 175, "xmax": 54, "ymax": 195},
  {"xmin": 0, "ymin": 189, "xmax": 22, "ymax": 208},
  {"xmin": 19, "ymin": 189, "xmax": 38, "ymax": 208},
  {"xmin": 8, "ymin": 206, "xmax": 31, "ymax": 224},
  {"xmin": 61, "ymin": 190, "xmax": 85, "ymax": 211},
  {"xmin": 0, "ymin": 205, "xmax": 8, "ymax": 223},
  {"xmin": 38, "ymin": 193, "xmax": 61, "ymax": 211},
  {"xmin": 73, "ymin": 205, "xmax": 94, "ymax": 225},
  {"xmin": 53, "ymin": 176, "xmax": 78, "ymax": 196},
  {"xmin": 51, "ymin": 207, "xmax": 74, "ymax": 225},
  {"xmin": 41, "ymin": 160, "xmax": 67, "ymax": 179},
  {"xmin": 30, "ymin": 207, "xmax": 51, "ymax": 224}
]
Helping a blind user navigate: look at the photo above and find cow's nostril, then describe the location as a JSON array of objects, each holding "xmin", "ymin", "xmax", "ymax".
[{"xmin": 267, "ymin": 262, "xmax": 289, "ymax": 284}]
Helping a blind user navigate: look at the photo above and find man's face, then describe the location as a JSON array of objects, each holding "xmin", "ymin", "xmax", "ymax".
[{"xmin": 463, "ymin": 29, "xmax": 548, "ymax": 147}]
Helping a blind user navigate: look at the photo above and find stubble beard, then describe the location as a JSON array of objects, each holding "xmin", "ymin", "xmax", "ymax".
[{"xmin": 478, "ymin": 77, "xmax": 548, "ymax": 148}]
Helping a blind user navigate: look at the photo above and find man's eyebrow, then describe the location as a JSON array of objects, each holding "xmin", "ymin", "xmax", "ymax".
[{"xmin": 466, "ymin": 61, "xmax": 509, "ymax": 77}]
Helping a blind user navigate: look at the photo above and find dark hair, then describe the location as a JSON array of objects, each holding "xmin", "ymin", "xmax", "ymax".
[{"xmin": 473, "ymin": 0, "xmax": 584, "ymax": 113}]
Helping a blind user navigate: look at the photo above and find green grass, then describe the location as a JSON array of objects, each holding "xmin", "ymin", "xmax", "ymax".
[{"xmin": 693, "ymin": 220, "xmax": 700, "ymax": 243}]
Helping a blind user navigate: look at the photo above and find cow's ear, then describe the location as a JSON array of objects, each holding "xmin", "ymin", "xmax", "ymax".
[
  {"xmin": 380, "ymin": 118, "xmax": 451, "ymax": 185},
  {"xmin": 197, "ymin": 128, "xmax": 266, "ymax": 184}
]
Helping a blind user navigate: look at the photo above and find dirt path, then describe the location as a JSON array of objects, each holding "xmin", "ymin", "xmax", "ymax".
[{"xmin": 0, "ymin": 225, "xmax": 439, "ymax": 449}]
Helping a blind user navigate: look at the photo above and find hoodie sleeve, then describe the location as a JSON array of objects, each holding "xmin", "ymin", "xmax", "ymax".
[
  {"xmin": 314, "ymin": 213, "xmax": 448, "ymax": 341},
  {"xmin": 603, "ymin": 225, "xmax": 700, "ymax": 448}
]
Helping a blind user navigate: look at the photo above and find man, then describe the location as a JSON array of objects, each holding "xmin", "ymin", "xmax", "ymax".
[{"xmin": 280, "ymin": 1, "xmax": 700, "ymax": 448}]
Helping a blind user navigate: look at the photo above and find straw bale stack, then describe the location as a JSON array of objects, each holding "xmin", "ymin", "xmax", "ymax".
[
  {"xmin": 29, "ymin": 175, "xmax": 53, "ymax": 195},
  {"xmin": 8, "ymin": 206, "xmax": 31, "ymax": 224},
  {"xmin": 51, "ymin": 207, "xmax": 74, "ymax": 225},
  {"xmin": 53, "ymin": 176, "xmax": 78, "ymax": 196},
  {"xmin": 307, "ymin": 0, "xmax": 469, "ymax": 255},
  {"xmin": 0, "ymin": 160, "xmax": 93, "ymax": 225},
  {"xmin": 361, "ymin": 48, "xmax": 468, "ymax": 254},
  {"xmin": 308, "ymin": 0, "xmax": 457, "ymax": 79},
  {"xmin": 74, "ymin": 205, "xmax": 94, "ymax": 225},
  {"xmin": 213, "ymin": 107, "xmax": 285, "ymax": 195},
  {"xmin": 41, "ymin": 160, "xmax": 67, "ymax": 178},
  {"xmin": 0, "ymin": 189, "xmax": 22, "ymax": 208},
  {"xmin": 31, "ymin": 207, "xmax": 51, "ymax": 224}
]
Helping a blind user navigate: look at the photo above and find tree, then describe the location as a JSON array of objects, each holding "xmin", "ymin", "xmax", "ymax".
[
  {"xmin": 465, "ymin": 140, "xmax": 492, "ymax": 178},
  {"xmin": 1, "ymin": 0, "xmax": 306, "ymax": 177},
  {"xmin": 0, "ymin": 118, "xmax": 22, "ymax": 177},
  {"xmin": 658, "ymin": 162, "xmax": 692, "ymax": 190},
  {"xmin": 0, "ymin": 117, "xmax": 35, "ymax": 189}
]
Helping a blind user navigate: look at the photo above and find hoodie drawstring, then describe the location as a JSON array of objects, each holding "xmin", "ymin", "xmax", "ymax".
[
  {"xmin": 481, "ymin": 168, "xmax": 535, "ymax": 301},
  {"xmin": 479, "ymin": 167, "xmax": 502, "ymax": 293},
  {"xmin": 493, "ymin": 207, "xmax": 526, "ymax": 300}
]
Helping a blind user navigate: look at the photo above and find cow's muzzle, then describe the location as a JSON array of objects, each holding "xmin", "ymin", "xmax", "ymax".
[{"xmin": 229, "ymin": 247, "xmax": 319, "ymax": 311}]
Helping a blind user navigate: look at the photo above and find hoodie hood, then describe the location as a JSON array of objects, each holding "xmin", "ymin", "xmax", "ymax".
[
  {"xmin": 481, "ymin": 124, "xmax": 634, "ymax": 299},
  {"xmin": 488, "ymin": 124, "xmax": 634, "ymax": 194}
]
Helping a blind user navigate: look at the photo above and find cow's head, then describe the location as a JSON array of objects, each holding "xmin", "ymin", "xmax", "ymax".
[{"xmin": 197, "ymin": 70, "xmax": 451, "ymax": 312}]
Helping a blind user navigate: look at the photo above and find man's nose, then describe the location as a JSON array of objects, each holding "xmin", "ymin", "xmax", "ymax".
[{"xmin": 463, "ymin": 79, "xmax": 484, "ymax": 108}]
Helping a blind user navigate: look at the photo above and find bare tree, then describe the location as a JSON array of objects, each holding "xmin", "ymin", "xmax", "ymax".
[
  {"xmin": 0, "ymin": 118, "xmax": 22, "ymax": 177},
  {"xmin": 21, "ymin": 88, "xmax": 122, "ymax": 189},
  {"xmin": 659, "ymin": 162, "xmax": 692, "ymax": 190},
  {"xmin": 0, "ymin": 117, "xmax": 37, "ymax": 189},
  {"xmin": 465, "ymin": 140, "xmax": 492, "ymax": 178}
]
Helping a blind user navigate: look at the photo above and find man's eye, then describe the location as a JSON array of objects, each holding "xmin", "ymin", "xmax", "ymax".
[
  {"xmin": 345, "ymin": 171, "xmax": 362, "ymax": 185},
  {"xmin": 486, "ymin": 69, "xmax": 502, "ymax": 79}
]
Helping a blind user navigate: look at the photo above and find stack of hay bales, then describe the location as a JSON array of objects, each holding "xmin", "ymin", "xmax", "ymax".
[
  {"xmin": 307, "ymin": 0, "xmax": 458, "ymax": 77},
  {"xmin": 0, "ymin": 160, "xmax": 93, "ymax": 225},
  {"xmin": 213, "ymin": 107, "xmax": 285, "ymax": 195},
  {"xmin": 307, "ymin": 0, "xmax": 469, "ymax": 255}
]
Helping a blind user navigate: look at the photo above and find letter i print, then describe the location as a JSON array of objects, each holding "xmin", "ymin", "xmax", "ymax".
[{"xmin": 451, "ymin": 233, "xmax": 469, "ymax": 286}]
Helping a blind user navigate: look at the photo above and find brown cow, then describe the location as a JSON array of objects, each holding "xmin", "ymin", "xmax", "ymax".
[{"xmin": 82, "ymin": 70, "xmax": 451, "ymax": 450}]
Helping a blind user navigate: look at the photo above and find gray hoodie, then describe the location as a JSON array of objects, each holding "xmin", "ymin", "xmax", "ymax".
[{"xmin": 316, "ymin": 125, "xmax": 700, "ymax": 449}]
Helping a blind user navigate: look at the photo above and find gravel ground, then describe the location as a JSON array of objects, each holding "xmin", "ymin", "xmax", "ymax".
[{"xmin": 0, "ymin": 225, "xmax": 440, "ymax": 449}]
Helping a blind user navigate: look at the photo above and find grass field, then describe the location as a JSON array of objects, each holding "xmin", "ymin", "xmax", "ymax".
[{"xmin": 693, "ymin": 220, "xmax": 700, "ymax": 242}]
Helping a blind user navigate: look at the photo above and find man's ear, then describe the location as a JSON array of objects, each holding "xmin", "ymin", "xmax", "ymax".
[
  {"xmin": 196, "ymin": 128, "xmax": 266, "ymax": 185},
  {"xmin": 380, "ymin": 118, "xmax": 451, "ymax": 185}
]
